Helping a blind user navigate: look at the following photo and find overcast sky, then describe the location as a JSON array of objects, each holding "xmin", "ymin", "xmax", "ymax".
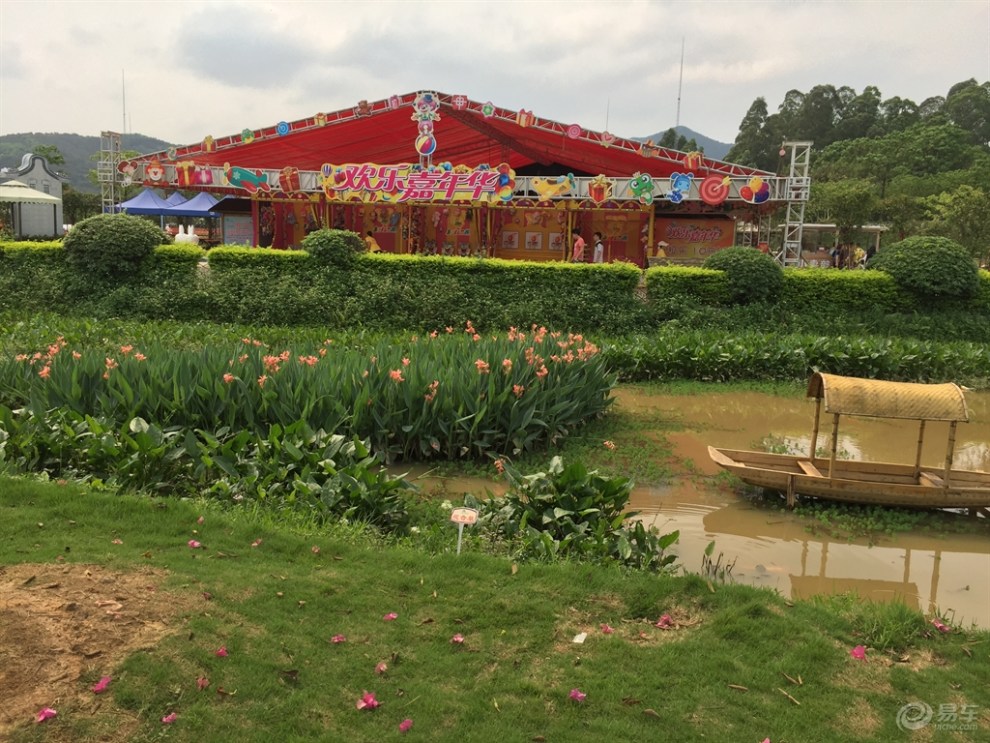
[{"xmin": 1, "ymin": 0, "xmax": 988, "ymax": 148}]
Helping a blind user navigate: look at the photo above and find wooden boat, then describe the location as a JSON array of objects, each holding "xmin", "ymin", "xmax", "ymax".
[{"xmin": 708, "ymin": 372, "xmax": 990, "ymax": 513}]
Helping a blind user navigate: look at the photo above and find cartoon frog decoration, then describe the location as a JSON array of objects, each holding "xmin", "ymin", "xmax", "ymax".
[
  {"xmin": 629, "ymin": 172, "xmax": 656, "ymax": 205},
  {"xmin": 666, "ymin": 172, "xmax": 694, "ymax": 203}
]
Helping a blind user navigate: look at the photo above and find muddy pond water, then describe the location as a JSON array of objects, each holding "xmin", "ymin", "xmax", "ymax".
[{"xmin": 406, "ymin": 386, "xmax": 990, "ymax": 629}]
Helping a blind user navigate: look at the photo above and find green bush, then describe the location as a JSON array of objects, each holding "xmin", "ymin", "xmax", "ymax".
[
  {"xmin": 780, "ymin": 268, "xmax": 909, "ymax": 314},
  {"xmin": 645, "ymin": 265, "xmax": 731, "ymax": 307},
  {"xmin": 868, "ymin": 236, "xmax": 980, "ymax": 302},
  {"xmin": 301, "ymin": 228, "xmax": 364, "ymax": 268},
  {"xmin": 479, "ymin": 456, "xmax": 678, "ymax": 570},
  {"xmin": 62, "ymin": 214, "xmax": 168, "ymax": 279},
  {"xmin": 702, "ymin": 247, "xmax": 784, "ymax": 304}
]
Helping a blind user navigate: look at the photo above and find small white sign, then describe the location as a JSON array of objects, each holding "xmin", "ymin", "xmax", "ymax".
[{"xmin": 450, "ymin": 507, "xmax": 479, "ymax": 525}]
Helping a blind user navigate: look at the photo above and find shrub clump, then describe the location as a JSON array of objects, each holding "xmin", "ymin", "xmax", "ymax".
[
  {"xmin": 867, "ymin": 236, "xmax": 979, "ymax": 301},
  {"xmin": 301, "ymin": 228, "xmax": 364, "ymax": 267},
  {"xmin": 703, "ymin": 247, "xmax": 783, "ymax": 304},
  {"xmin": 62, "ymin": 214, "xmax": 167, "ymax": 279}
]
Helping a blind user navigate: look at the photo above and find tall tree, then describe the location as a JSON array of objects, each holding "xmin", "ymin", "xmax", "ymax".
[
  {"xmin": 31, "ymin": 144, "xmax": 65, "ymax": 166},
  {"xmin": 810, "ymin": 179, "xmax": 879, "ymax": 243},
  {"xmin": 835, "ymin": 86, "xmax": 882, "ymax": 140},
  {"xmin": 727, "ymin": 97, "xmax": 779, "ymax": 170},
  {"xmin": 879, "ymin": 96, "xmax": 919, "ymax": 134},
  {"xmin": 924, "ymin": 185, "xmax": 990, "ymax": 264},
  {"xmin": 944, "ymin": 79, "xmax": 990, "ymax": 146}
]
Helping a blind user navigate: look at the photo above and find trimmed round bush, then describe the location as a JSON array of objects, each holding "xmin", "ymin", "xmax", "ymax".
[
  {"xmin": 301, "ymin": 228, "xmax": 364, "ymax": 267},
  {"xmin": 63, "ymin": 214, "xmax": 167, "ymax": 279},
  {"xmin": 702, "ymin": 247, "xmax": 784, "ymax": 304},
  {"xmin": 868, "ymin": 236, "xmax": 979, "ymax": 301}
]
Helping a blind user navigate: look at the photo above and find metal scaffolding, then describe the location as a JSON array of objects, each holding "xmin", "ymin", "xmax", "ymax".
[
  {"xmin": 98, "ymin": 131, "xmax": 122, "ymax": 214},
  {"xmin": 775, "ymin": 140, "xmax": 812, "ymax": 267}
]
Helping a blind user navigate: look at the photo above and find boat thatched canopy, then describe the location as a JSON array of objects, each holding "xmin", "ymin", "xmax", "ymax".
[{"xmin": 807, "ymin": 373, "xmax": 969, "ymax": 423}]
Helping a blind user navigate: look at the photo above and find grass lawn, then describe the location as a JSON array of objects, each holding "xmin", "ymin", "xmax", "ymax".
[{"xmin": 2, "ymin": 477, "xmax": 988, "ymax": 742}]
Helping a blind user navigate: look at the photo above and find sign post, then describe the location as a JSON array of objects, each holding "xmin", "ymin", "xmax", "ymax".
[{"xmin": 449, "ymin": 507, "xmax": 479, "ymax": 555}]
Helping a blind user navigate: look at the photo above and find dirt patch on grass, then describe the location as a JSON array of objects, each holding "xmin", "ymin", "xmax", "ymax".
[
  {"xmin": 553, "ymin": 604, "xmax": 703, "ymax": 652},
  {"xmin": 0, "ymin": 562, "xmax": 193, "ymax": 738}
]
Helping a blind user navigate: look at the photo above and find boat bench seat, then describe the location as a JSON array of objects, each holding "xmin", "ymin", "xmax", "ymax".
[
  {"xmin": 919, "ymin": 471, "xmax": 945, "ymax": 487},
  {"xmin": 797, "ymin": 460, "xmax": 823, "ymax": 477}
]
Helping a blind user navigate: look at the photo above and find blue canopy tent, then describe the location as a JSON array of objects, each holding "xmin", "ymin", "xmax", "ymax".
[
  {"xmin": 165, "ymin": 192, "xmax": 219, "ymax": 218},
  {"xmin": 165, "ymin": 191, "xmax": 188, "ymax": 207},
  {"xmin": 112, "ymin": 188, "xmax": 172, "ymax": 226}
]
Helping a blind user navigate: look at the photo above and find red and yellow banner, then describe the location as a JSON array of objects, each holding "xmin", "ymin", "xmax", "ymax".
[{"xmin": 653, "ymin": 216, "xmax": 734, "ymax": 261}]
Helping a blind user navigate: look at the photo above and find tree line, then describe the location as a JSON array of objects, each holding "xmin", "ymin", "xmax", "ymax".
[{"xmin": 727, "ymin": 79, "xmax": 990, "ymax": 264}]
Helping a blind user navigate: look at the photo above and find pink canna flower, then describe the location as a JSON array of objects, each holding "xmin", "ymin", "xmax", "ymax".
[
  {"xmin": 36, "ymin": 707, "xmax": 57, "ymax": 723},
  {"xmin": 91, "ymin": 675, "xmax": 112, "ymax": 694},
  {"xmin": 215, "ymin": 646, "xmax": 228, "ymax": 657},
  {"xmin": 187, "ymin": 539, "xmax": 202, "ymax": 549},
  {"xmin": 569, "ymin": 688, "xmax": 587, "ymax": 702},
  {"xmin": 356, "ymin": 691, "xmax": 380, "ymax": 710},
  {"xmin": 399, "ymin": 718, "xmax": 414, "ymax": 733},
  {"xmin": 383, "ymin": 612, "xmax": 398, "ymax": 621},
  {"xmin": 331, "ymin": 634, "xmax": 346, "ymax": 644},
  {"xmin": 850, "ymin": 645, "xmax": 867, "ymax": 661},
  {"xmin": 161, "ymin": 712, "xmax": 177, "ymax": 724},
  {"xmin": 451, "ymin": 633, "xmax": 465, "ymax": 645}
]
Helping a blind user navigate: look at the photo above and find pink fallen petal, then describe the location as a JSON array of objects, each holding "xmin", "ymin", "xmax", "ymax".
[
  {"xmin": 931, "ymin": 618, "xmax": 951, "ymax": 633},
  {"xmin": 600, "ymin": 623, "xmax": 615, "ymax": 634},
  {"xmin": 161, "ymin": 712, "xmax": 177, "ymax": 724},
  {"xmin": 399, "ymin": 718, "xmax": 413, "ymax": 733},
  {"xmin": 850, "ymin": 645, "xmax": 867, "ymax": 661},
  {"xmin": 762, "ymin": 739, "xmax": 771, "ymax": 743},
  {"xmin": 197, "ymin": 676, "xmax": 210, "ymax": 691},
  {"xmin": 356, "ymin": 691, "xmax": 380, "ymax": 710},
  {"xmin": 331, "ymin": 634, "xmax": 347, "ymax": 644},
  {"xmin": 111, "ymin": 538, "xmax": 123, "ymax": 545},
  {"xmin": 35, "ymin": 707, "xmax": 57, "ymax": 723},
  {"xmin": 655, "ymin": 614, "xmax": 674, "ymax": 629},
  {"xmin": 215, "ymin": 646, "xmax": 228, "ymax": 657},
  {"xmin": 251, "ymin": 539, "xmax": 263, "ymax": 548},
  {"xmin": 451, "ymin": 633, "xmax": 465, "ymax": 645},
  {"xmin": 383, "ymin": 612, "xmax": 398, "ymax": 621},
  {"xmin": 375, "ymin": 662, "xmax": 388, "ymax": 675},
  {"xmin": 311, "ymin": 545, "xmax": 321, "ymax": 554},
  {"xmin": 569, "ymin": 688, "xmax": 587, "ymax": 702},
  {"xmin": 91, "ymin": 675, "xmax": 112, "ymax": 694},
  {"xmin": 187, "ymin": 539, "xmax": 201, "ymax": 549},
  {"xmin": 197, "ymin": 516, "xmax": 205, "ymax": 525}
]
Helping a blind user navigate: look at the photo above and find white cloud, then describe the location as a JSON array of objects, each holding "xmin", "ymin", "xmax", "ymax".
[{"xmin": 1, "ymin": 0, "xmax": 987, "ymax": 146}]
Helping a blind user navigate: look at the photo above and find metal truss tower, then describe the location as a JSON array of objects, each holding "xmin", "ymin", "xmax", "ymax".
[
  {"xmin": 98, "ymin": 131, "xmax": 122, "ymax": 214},
  {"xmin": 775, "ymin": 141, "xmax": 812, "ymax": 267}
]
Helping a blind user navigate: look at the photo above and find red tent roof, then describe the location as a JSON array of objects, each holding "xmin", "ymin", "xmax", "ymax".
[{"xmin": 138, "ymin": 92, "xmax": 769, "ymax": 180}]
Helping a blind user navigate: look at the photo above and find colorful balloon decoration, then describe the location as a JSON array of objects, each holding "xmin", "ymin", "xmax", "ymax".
[{"xmin": 740, "ymin": 176, "xmax": 770, "ymax": 204}]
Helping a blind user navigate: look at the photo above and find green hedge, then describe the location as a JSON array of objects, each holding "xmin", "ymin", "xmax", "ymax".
[{"xmin": 2, "ymin": 237, "xmax": 989, "ymax": 331}]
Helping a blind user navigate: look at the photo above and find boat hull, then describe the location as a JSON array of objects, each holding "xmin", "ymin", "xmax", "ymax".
[{"xmin": 708, "ymin": 446, "xmax": 990, "ymax": 509}]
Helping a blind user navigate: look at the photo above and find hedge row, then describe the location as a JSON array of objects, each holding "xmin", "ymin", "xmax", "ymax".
[{"xmin": 2, "ymin": 239, "xmax": 989, "ymax": 332}]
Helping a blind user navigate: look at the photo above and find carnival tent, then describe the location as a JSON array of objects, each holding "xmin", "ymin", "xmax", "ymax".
[
  {"xmin": 0, "ymin": 179, "xmax": 61, "ymax": 238},
  {"xmin": 165, "ymin": 191, "xmax": 188, "ymax": 206},
  {"xmin": 133, "ymin": 92, "xmax": 769, "ymax": 182}
]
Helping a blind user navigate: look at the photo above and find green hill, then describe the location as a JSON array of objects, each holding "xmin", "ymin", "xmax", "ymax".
[{"xmin": 0, "ymin": 132, "xmax": 173, "ymax": 193}]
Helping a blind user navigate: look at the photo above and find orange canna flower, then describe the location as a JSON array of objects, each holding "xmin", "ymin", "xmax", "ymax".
[
  {"xmin": 39, "ymin": 365, "xmax": 51, "ymax": 379},
  {"xmin": 502, "ymin": 359, "xmax": 512, "ymax": 372},
  {"xmin": 258, "ymin": 374, "xmax": 268, "ymax": 387},
  {"xmin": 134, "ymin": 352, "xmax": 147, "ymax": 362},
  {"xmin": 120, "ymin": 345, "xmax": 134, "ymax": 355},
  {"xmin": 474, "ymin": 359, "xmax": 490, "ymax": 374},
  {"xmin": 223, "ymin": 373, "xmax": 235, "ymax": 384},
  {"xmin": 389, "ymin": 369, "xmax": 405, "ymax": 383}
]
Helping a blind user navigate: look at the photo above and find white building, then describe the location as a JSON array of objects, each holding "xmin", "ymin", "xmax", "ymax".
[{"xmin": 0, "ymin": 153, "xmax": 68, "ymax": 237}]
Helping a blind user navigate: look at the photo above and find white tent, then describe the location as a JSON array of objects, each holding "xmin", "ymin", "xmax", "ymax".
[{"xmin": 0, "ymin": 179, "xmax": 61, "ymax": 237}]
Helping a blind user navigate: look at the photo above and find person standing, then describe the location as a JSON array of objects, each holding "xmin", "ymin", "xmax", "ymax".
[
  {"xmin": 592, "ymin": 232, "xmax": 605, "ymax": 263},
  {"xmin": 571, "ymin": 229, "xmax": 586, "ymax": 263},
  {"xmin": 364, "ymin": 230, "xmax": 382, "ymax": 253}
]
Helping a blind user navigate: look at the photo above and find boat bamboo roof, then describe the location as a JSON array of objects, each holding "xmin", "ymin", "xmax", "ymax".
[{"xmin": 807, "ymin": 372, "xmax": 970, "ymax": 423}]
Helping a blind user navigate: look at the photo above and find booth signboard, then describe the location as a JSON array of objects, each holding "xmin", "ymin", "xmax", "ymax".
[
  {"xmin": 223, "ymin": 214, "xmax": 253, "ymax": 245},
  {"xmin": 653, "ymin": 216, "xmax": 734, "ymax": 263}
]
